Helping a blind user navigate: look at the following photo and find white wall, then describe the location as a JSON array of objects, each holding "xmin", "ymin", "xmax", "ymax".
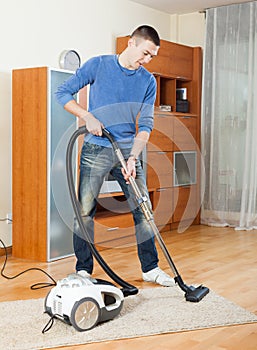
[
  {"xmin": 170, "ymin": 13, "xmax": 205, "ymax": 46},
  {"xmin": 0, "ymin": 0, "xmax": 205, "ymax": 246},
  {"xmin": 177, "ymin": 12, "xmax": 205, "ymax": 47}
]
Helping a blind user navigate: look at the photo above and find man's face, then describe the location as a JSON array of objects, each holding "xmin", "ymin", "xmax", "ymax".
[{"xmin": 127, "ymin": 37, "xmax": 159, "ymax": 70}]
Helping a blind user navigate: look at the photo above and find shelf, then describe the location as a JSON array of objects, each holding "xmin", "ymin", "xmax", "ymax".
[
  {"xmin": 153, "ymin": 72, "xmax": 190, "ymax": 81},
  {"xmin": 98, "ymin": 191, "xmax": 124, "ymax": 198},
  {"xmin": 154, "ymin": 108, "xmax": 197, "ymax": 118}
]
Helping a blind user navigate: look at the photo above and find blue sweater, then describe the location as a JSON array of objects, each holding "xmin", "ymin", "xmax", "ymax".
[{"xmin": 56, "ymin": 54, "xmax": 156, "ymax": 148}]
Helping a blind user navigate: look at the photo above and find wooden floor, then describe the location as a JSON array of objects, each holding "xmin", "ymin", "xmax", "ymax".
[{"xmin": 1, "ymin": 224, "xmax": 257, "ymax": 349}]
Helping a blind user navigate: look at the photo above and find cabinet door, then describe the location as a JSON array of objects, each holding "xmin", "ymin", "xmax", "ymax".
[
  {"xmin": 153, "ymin": 188, "xmax": 173, "ymax": 227},
  {"xmin": 94, "ymin": 213, "xmax": 135, "ymax": 248},
  {"xmin": 148, "ymin": 114, "xmax": 173, "ymax": 151},
  {"xmin": 48, "ymin": 69, "xmax": 78, "ymax": 261},
  {"xmin": 147, "ymin": 151, "xmax": 173, "ymax": 188},
  {"xmin": 173, "ymin": 185, "xmax": 199, "ymax": 222},
  {"xmin": 173, "ymin": 116, "xmax": 198, "ymax": 151}
]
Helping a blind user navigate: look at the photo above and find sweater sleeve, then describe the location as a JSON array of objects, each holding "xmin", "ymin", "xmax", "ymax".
[
  {"xmin": 55, "ymin": 56, "xmax": 100, "ymax": 107},
  {"xmin": 137, "ymin": 74, "xmax": 156, "ymax": 134}
]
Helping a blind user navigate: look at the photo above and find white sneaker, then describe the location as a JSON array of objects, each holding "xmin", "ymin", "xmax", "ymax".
[
  {"xmin": 142, "ymin": 267, "xmax": 175, "ymax": 287},
  {"xmin": 77, "ymin": 270, "xmax": 97, "ymax": 283},
  {"xmin": 77, "ymin": 270, "xmax": 91, "ymax": 278}
]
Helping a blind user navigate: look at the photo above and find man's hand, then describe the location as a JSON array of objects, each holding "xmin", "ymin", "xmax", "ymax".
[
  {"xmin": 122, "ymin": 157, "xmax": 136, "ymax": 183},
  {"xmin": 82, "ymin": 112, "xmax": 104, "ymax": 136},
  {"xmin": 64, "ymin": 100, "xmax": 104, "ymax": 136}
]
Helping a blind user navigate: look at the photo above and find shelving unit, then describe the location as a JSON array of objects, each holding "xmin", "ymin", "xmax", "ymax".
[{"xmin": 12, "ymin": 67, "xmax": 78, "ymax": 261}]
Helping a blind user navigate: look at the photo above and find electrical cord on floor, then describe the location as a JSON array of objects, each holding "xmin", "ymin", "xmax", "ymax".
[
  {"xmin": 0, "ymin": 218, "xmax": 12, "ymax": 223},
  {"xmin": 0, "ymin": 238, "xmax": 56, "ymax": 290},
  {"xmin": 42, "ymin": 313, "xmax": 63, "ymax": 333}
]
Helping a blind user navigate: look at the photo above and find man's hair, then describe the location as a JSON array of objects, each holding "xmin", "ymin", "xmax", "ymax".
[{"xmin": 131, "ymin": 25, "xmax": 160, "ymax": 46}]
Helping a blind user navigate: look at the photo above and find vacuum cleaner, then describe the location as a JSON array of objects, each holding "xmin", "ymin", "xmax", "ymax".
[{"xmin": 44, "ymin": 274, "xmax": 124, "ymax": 331}]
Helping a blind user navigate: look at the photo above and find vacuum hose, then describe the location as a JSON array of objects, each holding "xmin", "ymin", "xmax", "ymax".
[{"xmin": 66, "ymin": 125, "xmax": 138, "ymax": 297}]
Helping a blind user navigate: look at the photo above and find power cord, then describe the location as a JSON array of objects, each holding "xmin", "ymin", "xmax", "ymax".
[
  {"xmin": 0, "ymin": 218, "xmax": 12, "ymax": 224},
  {"xmin": 0, "ymin": 238, "xmax": 56, "ymax": 290},
  {"xmin": 42, "ymin": 313, "xmax": 64, "ymax": 333}
]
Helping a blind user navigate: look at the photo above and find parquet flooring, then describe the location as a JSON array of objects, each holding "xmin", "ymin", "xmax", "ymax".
[{"xmin": 1, "ymin": 224, "xmax": 257, "ymax": 349}]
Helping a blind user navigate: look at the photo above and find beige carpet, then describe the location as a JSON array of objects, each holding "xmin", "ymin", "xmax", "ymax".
[{"xmin": 1, "ymin": 286, "xmax": 257, "ymax": 350}]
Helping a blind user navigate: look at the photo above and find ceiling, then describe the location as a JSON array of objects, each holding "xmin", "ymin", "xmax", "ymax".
[{"xmin": 130, "ymin": 0, "xmax": 252, "ymax": 14}]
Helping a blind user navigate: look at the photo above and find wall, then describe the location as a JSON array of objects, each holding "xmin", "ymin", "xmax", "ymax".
[
  {"xmin": 0, "ymin": 0, "xmax": 205, "ymax": 247},
  {"xmin": 177, "ymin": 12, "xmax": 205, "ymax": 47},
  {"xmin": 170, "ymin": 13, "xmax": 205, "ymax": 47}
]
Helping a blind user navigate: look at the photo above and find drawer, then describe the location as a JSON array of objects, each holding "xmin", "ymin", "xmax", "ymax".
[
  {"xmin": 94, "ymin": 213, "xmax": 135, "ymax": 248},
  {"xmin": 173, "ymin": 116, "xmax": 198, "ymax": 151},
  {"xmin": 173, "ymin": 185, "xmax": 199, "ymax": 222},
  {"xmin": 147, "ymin": 151, "xmax": 173, "ymax": 188},
  {"xmin": 153, "ymin": 187, "xmax": 174, "ymax": 226},
  {"xmin": 148, "ymin": 115, "xmax": 173, "ymax": 151}
]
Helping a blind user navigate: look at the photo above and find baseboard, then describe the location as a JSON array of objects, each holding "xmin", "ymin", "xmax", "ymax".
[{"xmin": 0, "ymin": 246, "xmax": 12, "ymax": 257}]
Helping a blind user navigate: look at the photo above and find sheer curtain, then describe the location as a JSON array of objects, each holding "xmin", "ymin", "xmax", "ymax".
[{"xmin": 201, "ymin": 1, "xmax": 257, "ymax": 230}]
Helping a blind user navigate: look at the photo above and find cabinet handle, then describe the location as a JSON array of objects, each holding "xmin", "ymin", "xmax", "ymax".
[
  {"xmin": 156, "ymin": 188, "xmax": 167, "ymax": 192},
  {"xmin": 182, "ymin": 116, "xmax": 191, "ymax": 119},
  {"xmin": 157, "ymin": 151, "xmax": 167, "ymax": 154},
  {"xmin": 107, "ymin": 227, "xmax": 119, "ymax": 231}
]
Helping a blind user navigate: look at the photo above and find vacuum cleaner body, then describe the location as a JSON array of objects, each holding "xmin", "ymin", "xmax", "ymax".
[{"xmin": 44, "ymin": 274, "xmax": 124, "ymax": 331}]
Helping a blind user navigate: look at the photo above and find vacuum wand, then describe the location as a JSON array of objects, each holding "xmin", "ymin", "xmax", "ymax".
[{"xmin": 102, "ymin": 128, "xmax": 209, "ymax": 302}]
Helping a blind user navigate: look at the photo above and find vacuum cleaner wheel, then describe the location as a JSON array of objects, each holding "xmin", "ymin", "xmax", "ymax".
[{"xmin": 70, "ymin": 297, "xmax": 101, "ymax": 331}]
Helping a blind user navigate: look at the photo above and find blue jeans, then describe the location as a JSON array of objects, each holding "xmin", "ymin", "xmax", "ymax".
[{"xmin": 73, "ymin": 142, "xmax": 159, "ymax": 274}]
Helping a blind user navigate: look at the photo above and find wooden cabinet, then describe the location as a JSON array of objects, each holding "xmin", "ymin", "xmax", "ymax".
[
  {"xmin": 12, "ymin": 67, "xmax": 78, "ymax": 261},
  {"xmin": 116, "ymin": 37, "xmax": 202, "ymax": 231}
]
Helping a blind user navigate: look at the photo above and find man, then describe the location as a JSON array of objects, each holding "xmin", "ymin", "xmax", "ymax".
[{"xmin": 56, "ymin": 25, "xmax": 174, "ymax": 286}]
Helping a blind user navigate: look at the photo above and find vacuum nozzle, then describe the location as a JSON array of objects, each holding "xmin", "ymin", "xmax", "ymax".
[
  {"xmin": 175, "ymin": 275, "xmax": 209, "ymax": 302},
  {"xmin": 185, "ymin": 285, "xmax": 210, "ymax": 302}
]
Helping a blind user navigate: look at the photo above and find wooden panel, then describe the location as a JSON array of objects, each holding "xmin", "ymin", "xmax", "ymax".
[
  {"xmin": 192, "ymin": 46, "xmax": 203, "ymax": 115},
  {"xmin": 152, "ymin": 187, "xmax": 173, "ymax": 226},
  {"xmin": 154, "ymin": 75, "xmax": 161, "ymax": 106},
  {"xmin": 148, "ymin": 114, "xmax": 173, "ymax": 151},
  {"xmin": 12, "ymin": 67, "xmax": 48, "ymax": 261},
  {"xmin": 116, "ymin": 35, "xmax": 129, "ymax": 54},
  {"xmin": 147, "ymin": 152, "xmax": 173, "ymax": 188},
  {"xmin": 94, "ymin": 213, "xmax": 135, "ymax": 248},
  {"xmin": 173, "ymin": 116, "xmax": 198, "ymax": 151},
  {"xmin": 146, "ymin": 40, "xmax": 194, "ymax": 78},
  {"xmin": 173, "ymin": 185, "xmax": 199, "ymax": 222}
]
